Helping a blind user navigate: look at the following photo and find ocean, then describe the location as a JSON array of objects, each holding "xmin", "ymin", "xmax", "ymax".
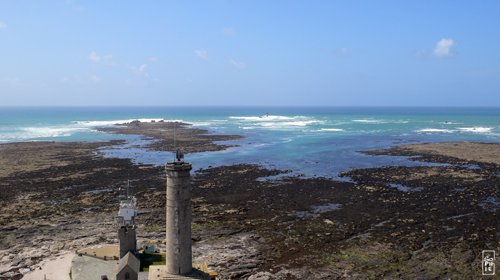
[{"xmin": 1, "ymin": 106, "xmax": 499, "ymax": 179}]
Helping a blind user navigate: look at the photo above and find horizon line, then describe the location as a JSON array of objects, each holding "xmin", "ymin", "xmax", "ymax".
[{"xmin": 1, "ymin": 105, "xmax": 500, "ymax": 108}]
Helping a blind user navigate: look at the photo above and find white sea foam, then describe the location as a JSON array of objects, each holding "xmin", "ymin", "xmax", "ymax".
[
  {"xmin": 458, "ymin": 127, "xmax": 492, "ymax": 133},
  {"xmin": 352, "ymin": 119, "xmax": 385, "ymax": 124},
  {"xmin": 0, "ymin": 126, "xmax": 87, "ymax": 141},
  {"xmin": 229, "ymin": 115, "xmax": 296, "ymax": 121},
  {"xmin": 416, "ymin": 127, "xmax": 493, "ymax": 134},
  {"xmin": 417, "ymin": 128, "xmax": 454, "ymax": 133},
  {"xmin": 319, "ymin": 128, "xmax": 344, "ymax": 132},
  {"xmin": 329, "ymin": 121, "xmax": 349, "ymax": 125},
  {"xmin": 352, "ymin": 119, "xmax": 408, "ymax": 124},
  {"xmin": 189, "ymin": 122, "xmax": 212, "ymax": 127},
  {"xmin": 258, "ymin": 120, "xmax": 319, "ymax": 127},
  {"xmin": 229, "ymin": 115, "xmax": 321, "ymax": 129},
  {"xmin": 22, "ymin": 127, "xmax": 87, "ymax": 138},
  {"xmin": 0, "ymin": 118, "xmax": 192, "ymax": 142}
]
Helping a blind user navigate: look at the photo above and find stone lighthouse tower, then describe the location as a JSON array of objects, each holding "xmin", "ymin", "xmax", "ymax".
[{"xmin": 165, "ymin": 149, "xmax": 193, "ymax": 275}]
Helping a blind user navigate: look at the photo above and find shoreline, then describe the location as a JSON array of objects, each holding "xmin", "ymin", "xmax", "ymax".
[
  {"xmin": 1, "ymin": 122, "xmax": 499, "ymax": 279},
  {"xmin": 362, "ymin": 141, "xmax": 500, "ymax": 166}
]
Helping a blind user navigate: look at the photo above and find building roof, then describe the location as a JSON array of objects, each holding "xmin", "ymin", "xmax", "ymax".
[{"xmin": 118, "ymin": 252, "xmax": 140, "ymax": 273}]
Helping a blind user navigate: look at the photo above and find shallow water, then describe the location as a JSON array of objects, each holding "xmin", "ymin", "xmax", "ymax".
[
  {"xmin": 292, "ymin": 203, "xmax": 342, "ymax": 218},
  {"xmin": 1, "ymin": 106, "xmax": 499, "ymax": 178},
  {"xmin": 387, "ymin": 183, "xmax": 423, "ymax": 192}
]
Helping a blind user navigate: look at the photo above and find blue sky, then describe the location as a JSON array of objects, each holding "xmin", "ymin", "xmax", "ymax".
[{"xmin": 0, "ymin": 1, "xmax": 499, "ymax": 106}]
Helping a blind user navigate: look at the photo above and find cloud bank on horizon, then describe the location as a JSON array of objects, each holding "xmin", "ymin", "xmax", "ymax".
[{"xmin": 0, "ymin": 1, "xmax": 499, "ymax": 106}]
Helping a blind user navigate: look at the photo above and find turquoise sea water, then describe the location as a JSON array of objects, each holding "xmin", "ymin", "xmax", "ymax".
[{"xmin": 1, "ymin": 107, "xmax": 499, "ymax": 179}]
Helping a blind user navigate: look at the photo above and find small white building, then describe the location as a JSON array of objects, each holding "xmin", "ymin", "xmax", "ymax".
[
  {"xmin": 142, "ymin": 244, "xmax": 156, "ymax": 254},
  {"xmin": 118, "ymin": 196, "xmax": 138, "ymax": 226}
]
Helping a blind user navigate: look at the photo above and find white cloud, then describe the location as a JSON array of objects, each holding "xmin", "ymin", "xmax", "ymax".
[
  {"xmin": 149, "ymin": 57, "xmax": 159, "ymax": 62},
  {"xmin": 88, "ymin": 51, "xmax": 101, "ymax": 63},
  {"xmin": 130, "ymin": 63, "xmax": 151, "ymax": 79},
  {"xmin": 223, "ymin": 27, "xmax": 235, "ymax": 36},
  {"xmin": 88, "ymin": 51, "xmax": 113, "ymax": 64},
  {"xmin": 229, "ymin": 58, "xmax": 246, "ymax": 70},
  {"xmin": 0, "ymin": 21, "xmax": 7, "ymax": 31},
  {"xmin": 138, "ymin": 64, "xmax": 147, "ymax": 73},
  {"xmin": 433, "ymin": 38, "xmax": 455, "ymax": 57},
  {"xmin": 194, "ymin": 49, "xmax": 208, "ymax": 60}
]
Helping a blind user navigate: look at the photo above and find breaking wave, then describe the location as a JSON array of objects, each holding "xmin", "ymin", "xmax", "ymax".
[
  {"xmin": 352, "ymin": 119, "xmax": 408, "ymax": 124},
  {"xmin": 458, "ymin": 127, "xmax": 492, "ymax": 133},
  {"xmin": 229, "ymin": 115, "xmax": 322, "ymax": 129},
  {"xmin": 416, "ymin": 127, "xmax": 494, "ymax": 134},
  {"xmin": 319, "ymin": 128, "xmax": 345, "ymax": 132},
  {"xmin": 229, "ymin": 115, "xmax": 296, "ymax": 121},
  {"xmin": 352, "ymin": 119, "xmax": 386, "ymax": 124},
  {"xmin": 259, "ymin": 120, "xmax": 319, "ymax": 127},
  {"xmin": 0, "ymin": 118, "xmax": 189, "ymax": 142},
  {"xmin": 416, "ymin": 128, "xmax": 454, "ymax": 133},
  {"xmin": 0, "ymin": 127, "xmax": 87, "ymax": 141}
]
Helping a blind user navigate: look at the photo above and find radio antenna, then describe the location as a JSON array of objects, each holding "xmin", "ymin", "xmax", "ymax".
[{"xmin": 173, "ymin": 122, "xmax": 177, "ymax": 161}]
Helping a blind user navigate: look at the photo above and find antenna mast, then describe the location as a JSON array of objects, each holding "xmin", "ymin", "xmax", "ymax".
[{"xmin": 173, "ymin": 123, "xmax": 177, "ymax": 161}]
